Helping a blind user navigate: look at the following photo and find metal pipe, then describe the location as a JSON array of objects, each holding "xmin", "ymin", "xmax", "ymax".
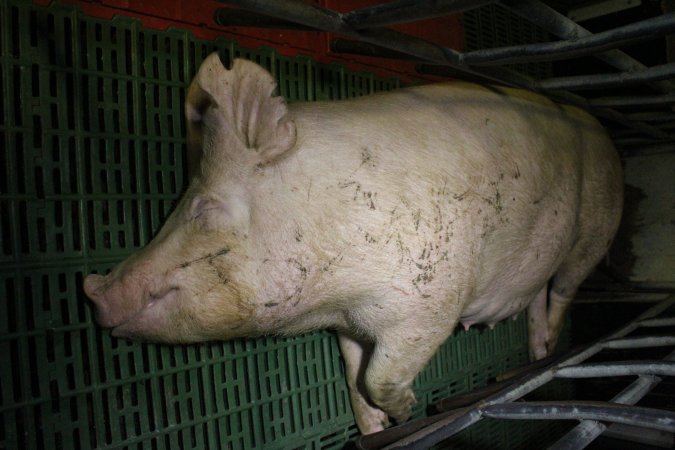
[
  {"xmin": 551, "ymin": 350, "xmax": 675, "ymax": 449},
  {"xmin": 639, "ymin": 317, "xmax": 675, "ymax": 327},
  {"xmin": 590, "ymin": 93, "xmax": 675, "ymax": 107},
  {"xmin": 377, "ymin": 297, "xmax": 675, "ymax": 449},
  {"xmin": 500, "ymin": 0, "xmax": 675, "ymax": 92},
  {"xmin": 481, "ymin": 401, "xmax": 675, "ymax": 433},
  {"xmin": 216, "ymin": 0, "xmax": 672, "ymax": 142},
  {"xmin": 554, "ymin": 361, "xmax": 675, "ymax": 378},
  {"xmin": 343, "ymin": 0, "xmax": 495, "ymax": 29},
  {"xmin": 216, "ymin": 0, "xmax": 539, "ymax": 91},
  {"xmin": 355, "ymin": 409, "xmax": 466, "ymax": 450},
  {"xmin": 380, "ymin": 409, "xmax": 483, "ymax": 450},
  {"xmin": 537, "ymin": 62, "xmax": 675, "ymax": 90},
  {"xmin": 603, "ymin": 336, "xmax": 675, "ymax": 349},
  {"xmin": 549, "ymin": 376, "xmax": 662, "ymax": 450},
  {"xmin": 462, "ymin": 14, "xmax": 675, "ymax": 66}
]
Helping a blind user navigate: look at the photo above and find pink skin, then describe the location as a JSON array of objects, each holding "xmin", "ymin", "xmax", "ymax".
[
  {"xmin": 81, "ymin": 54, "xmax": 623, "ymax": 435},
  {"xmin": 83, "ymin": 258, "xmax": 180, "ymax": 338}
]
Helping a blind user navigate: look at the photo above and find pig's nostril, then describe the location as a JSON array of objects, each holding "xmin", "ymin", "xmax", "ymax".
[{"xmin": 83, "ymin": 274, "xmax": 105, "ymax": 299}]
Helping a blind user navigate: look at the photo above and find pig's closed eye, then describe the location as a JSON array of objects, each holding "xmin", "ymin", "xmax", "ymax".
[{"xmin": 190, "ymin": 196, "xmax": 229, "ymax": 230}]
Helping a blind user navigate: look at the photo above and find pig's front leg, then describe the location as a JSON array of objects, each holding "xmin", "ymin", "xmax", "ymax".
[
  {"xmin": 364, "ymin": 321, "xmax": 455, "ymax": 424},
  {"xmin": 338, "ymin": 333, "xmax": 390, "ymax": 434}
]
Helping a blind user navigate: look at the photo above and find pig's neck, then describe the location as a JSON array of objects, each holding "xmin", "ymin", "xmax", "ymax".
[{"xmin": 247, "ymin": 172, "xmax": 350, "ymax": 336}]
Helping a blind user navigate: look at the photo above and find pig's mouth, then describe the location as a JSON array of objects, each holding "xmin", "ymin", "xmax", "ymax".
[{"xmin": 107, "ymin": 286, "xmax": 180, "ymax": 337}]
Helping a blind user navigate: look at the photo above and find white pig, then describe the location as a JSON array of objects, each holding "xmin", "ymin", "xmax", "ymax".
[{"xmin": 83, "ymin": 53, "xmax": 623, "ymax": 434}]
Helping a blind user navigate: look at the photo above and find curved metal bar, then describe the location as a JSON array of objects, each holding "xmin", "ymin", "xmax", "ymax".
[
  {"xmin": 603, "ymin": 336, "xmax": 675, "ymax": 349},
  {"xmin": 537, "ymin": 62, "xmax": 675, "ymax": 91},
  {"xmin": 554, "ymin": 361, "xmax": 675, "ymax": 378},
  {"xmin": 639, "ymin": 317, "xmax": 675, "ymax": 327},
  {"xmin": 500, "ymin": 0, "xmax": 675, "ymax": 92},
  {"xmin": 482, "ymin": 401, "xmax": 675, "ymax": 433},
  {"xmin": 590, "ymin": 93, "xmax": 675, "ymax": 108},
  {"xmin": 463, "ymin": 14, "xmax": 675, "ymax": 66}
]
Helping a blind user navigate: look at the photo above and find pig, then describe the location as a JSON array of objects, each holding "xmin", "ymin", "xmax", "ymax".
[{"xmin": 83, "ymin": 53, "xmax": 623, "ymax": 434}]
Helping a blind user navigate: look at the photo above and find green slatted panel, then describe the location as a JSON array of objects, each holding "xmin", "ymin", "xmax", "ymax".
[{"xmin": 1, "ymin": 1, "xmax": 571, "ymax": 449}]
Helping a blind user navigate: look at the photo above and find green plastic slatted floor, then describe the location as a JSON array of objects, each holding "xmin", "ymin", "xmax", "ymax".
[{"xmin": 0, "ymin": 1, "xmax": 570, "ymax": 448}]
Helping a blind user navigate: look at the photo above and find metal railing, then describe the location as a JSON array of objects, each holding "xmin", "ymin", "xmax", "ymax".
[
  {"xmin": 213, "ymin": 0, "xmax": 675, "ymax": 155},
  {"xmin": 356, "ymin": 295, "xmax": 675, "ymax": 449}
]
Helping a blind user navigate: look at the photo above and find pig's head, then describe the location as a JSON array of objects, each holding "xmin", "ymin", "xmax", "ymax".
[{"xmin": 83, "ymin": 54, "xmax": 297, "ymax": 342}]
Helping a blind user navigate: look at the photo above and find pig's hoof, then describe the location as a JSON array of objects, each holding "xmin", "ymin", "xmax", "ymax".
[
  {"xmin": 376, "ymin": 387, "xmax": 416, "ymax": 424},
  {"xmin": 358, "ymin": 407, "xmax": 390, "ymax": 435},
  {"xmin": 529, "ymin": 342, "xmax": 548, "ymax": 361}
]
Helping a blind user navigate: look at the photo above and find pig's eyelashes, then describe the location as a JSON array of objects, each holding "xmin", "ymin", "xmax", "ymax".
[
  {"xmin": 149, "ymin": 286, "xmax": 178, "ymax": 301},
  {"xmin": 189, "ymin": 196, "xmax": 229, "ymax": 228}
]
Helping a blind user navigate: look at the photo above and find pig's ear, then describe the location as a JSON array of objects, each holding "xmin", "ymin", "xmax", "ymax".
[
  {"xmin": 186, "ymin": 54, "xmax": 297, "ymax": 168},
  {"xmin": 185, "ymin": 69, "xmax": 216, "ymax": 178}
]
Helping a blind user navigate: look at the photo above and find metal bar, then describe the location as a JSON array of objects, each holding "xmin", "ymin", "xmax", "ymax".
[
  {"xmin": 603, "ymin": 335, "xmax": 675, "ymax": 349},
  {"xmin": 378, "ymin": 297, "xmax": 675, "ymax": 449},
  {"xmin": 481, "ymin": 401, "xmax": 675, "ymax": 433},
  {"xmin": 500, "ymin": 0, "xmax": 675, "ymax": 92},
  {"xmin": 537, "ymin": 62, "xmax": 675, "ymax": 90},
  {"xmin": 216, "ymin": 0, "xmax": 673, "ymax": 141},
  {"xmin": 463, "ymin": 13, "xmax": 675, "ymax": 66},
  {"xmin": 343, "ymin": 0, "xmax": 495, "ymax": 29},
  {"xmin": 551, "ymin": 349, "xmax": 675, "ymax": 449},
  {"xmin": 590, "ymin": 93, "xmax": 675, "ymax": 107},
  {"xmin": 549, "ymin": 376, "xmax": 662, "ymax": 450},
  {"xmin": 639, "ymin": 317, "xmax": 675, "ymax": 327},
  {"xmin": 216, "ymin": 0, "xmax": 535, "ymax": 90},
  {"xmin": 355, "ymin": 409, "xmax": 466, "ymax": 450},
  {"xmin": 554, "ymin": 361, "xmax": 675, "ymax": 378},
  {"xmin": 380, "ymin": 409, "xmax": 483, "ymax": 450},
  {"xmin": 213, "ymin": 8, "xmax": 314, "ymax": 29}
]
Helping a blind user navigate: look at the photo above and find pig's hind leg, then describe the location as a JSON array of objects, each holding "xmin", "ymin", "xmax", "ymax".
[
  {"xmin": 527, "ymin": 285, "xmax": 549, "ymax": 360},
  {"xmin": 546, "ymin": 231, "xmax": 614, "ymax": 355},
  {"xmin": 338, "ymin": 333, "xmax": 390, "ymax": 434}
]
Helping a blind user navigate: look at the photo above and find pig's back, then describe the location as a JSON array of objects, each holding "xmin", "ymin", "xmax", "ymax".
[{"xmin": 261, "ymin": 82, "xmax": 618, "ymax": 328}]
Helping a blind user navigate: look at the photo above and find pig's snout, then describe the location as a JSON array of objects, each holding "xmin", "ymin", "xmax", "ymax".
[
  {"xmin": 83, "ymin": 273, "xmax": 120, "ymax": 328},
  {"xmin": 83, "ymin": 269, "xmax": 181, "ymax": 334},
  {"xmin": 83, "ymin": 273, "xmax": 105, "ymax": 301}
]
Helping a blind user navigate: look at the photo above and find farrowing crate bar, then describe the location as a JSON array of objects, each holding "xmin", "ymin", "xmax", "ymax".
[{"xmin": 214, "ymin": 0, "xmax": 675, "ymax": 154}]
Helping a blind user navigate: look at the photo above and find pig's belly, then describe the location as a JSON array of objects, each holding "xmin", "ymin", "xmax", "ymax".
[
  {"xmin": 458, "ymin": 288, "xmax": 539, "ymax": 327},
  {"xmin": 458, "ymin": 255, "xmax": 556, "ymax": 326}
]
